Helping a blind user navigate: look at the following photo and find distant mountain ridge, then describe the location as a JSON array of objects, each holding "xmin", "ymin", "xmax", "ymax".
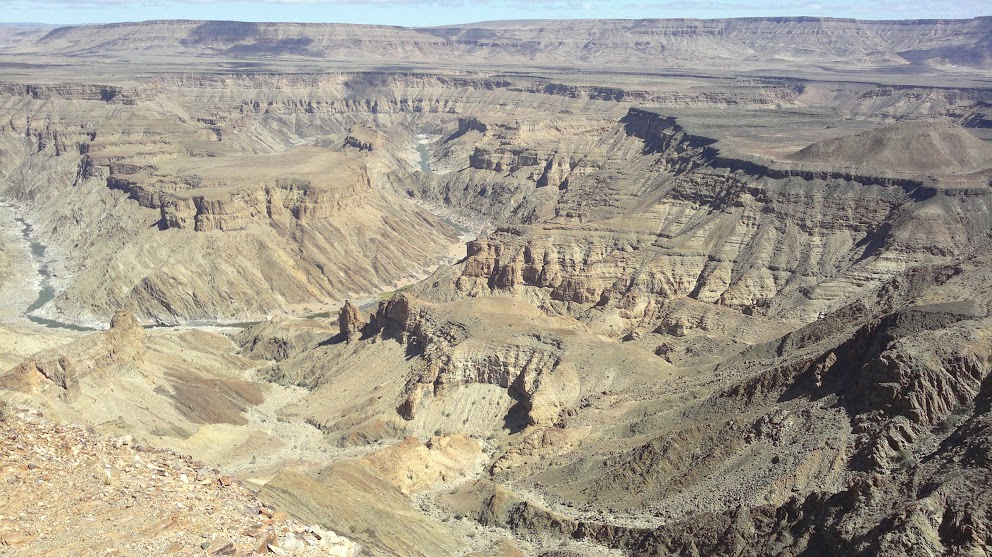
[
  {"xmin": 0, "ymin": 23, "xmax": 58, "ymax": 28},
  {"xmin": 7, "ymin": 16, "xmax": 991, "ymax": 75}
]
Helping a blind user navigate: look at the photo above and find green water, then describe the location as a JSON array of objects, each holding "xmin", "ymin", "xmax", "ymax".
[
  {"xmin": 15, "ymin": 216, "xmax": 95, "ymax": 332},
  {"xmin": 416, "ymin": 141, "xmax": 431, "ymax": 174}
]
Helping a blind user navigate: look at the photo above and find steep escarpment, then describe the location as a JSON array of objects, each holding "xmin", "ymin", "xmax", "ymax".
[
  {"xmin": 0, "ymin": 76, "xmax": 484, "ymax": 325},
  {"xmin": 10, "ymin": 231, "xmax": 992, "ymax": 556},
  {"xmin": 438, "ymin": 108, "xmax": 991, "ymax": 342},
  {"xmin": 423, "ymin": 250, "xmax": 992, "ymax": 557},
  {"xmin": 0, "ymin": 69, "xmax": 830, "ymax": 325},
  {"xmin": 363, "ymin": 295, "xmax": 571, "ymax": 427}
]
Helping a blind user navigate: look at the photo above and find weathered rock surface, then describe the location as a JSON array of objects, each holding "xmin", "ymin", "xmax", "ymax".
[
  {"xmin": 238, "ymin": 316, "xmax": 336, "ymax": 362},
  {"xmin": 440, "ymin": 108, "xmax": 991, "ymax": 341},
  {"xmin": 0, "ymin": 80, "xmax": 470, "ymax": 325},
  {"xmin": 0, "ymin": 405, "xmax": 360, "ymax": 556},
  {"xmin": 422, "ymin": 252, "xmax": 992, "ymax": 556},
  {"xmin": 338, "ymin": 300, "xmax": 365, "ymax": 343},
  {"xmin": 0, "ymin": 320, "xmax": 269, "ymax": 440}
]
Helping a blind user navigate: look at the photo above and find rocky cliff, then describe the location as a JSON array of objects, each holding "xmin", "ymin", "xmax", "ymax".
[
  {"xmin": 441, "ymin": 108, "xmax": 991, "ymax": 339},
  {"xmin": 0, "ymin": 76, "xmax": 480, "ymax": 325}
]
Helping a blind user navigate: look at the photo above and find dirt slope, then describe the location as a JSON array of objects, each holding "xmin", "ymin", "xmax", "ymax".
[{"xmin": 789, "ymin": 120, "xmax": 992, "ymax": 174}]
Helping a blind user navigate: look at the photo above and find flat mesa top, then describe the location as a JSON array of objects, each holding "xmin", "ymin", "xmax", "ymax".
[
  {"xmin": 115, "ymin": 147, "xmax": 363, "ymax": 200},
  {"xmin": 182, "ymin": 147, "xmax": 356, "ymax": 185},
  {"xmin": 0, "ymin": 16, "xmax": 990, "ymax": 86}
]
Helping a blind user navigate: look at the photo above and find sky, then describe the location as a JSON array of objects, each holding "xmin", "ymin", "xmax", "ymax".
[{"xmin": 1, "ymin": 0, "xmax": 989, "ymax": 27}]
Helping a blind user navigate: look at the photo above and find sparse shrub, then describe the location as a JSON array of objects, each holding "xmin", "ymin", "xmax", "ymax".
[
  {"xmin": 0, "ymin": 400, "xmax": 7, "ymax": 422},
  {"xmin": 935, "ymin": 401, "xmax": 975, "ymax": 435},
  {"xmin": 897, "ymin": 448, "xmax": 917, "ymax": 471},
  {"xmin": 936, "ymin": 414, "xmax": 963, "ymax": 435}
]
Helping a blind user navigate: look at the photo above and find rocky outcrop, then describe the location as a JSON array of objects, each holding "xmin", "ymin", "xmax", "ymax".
[
  {"xmin": 0, "ymin": 310, "xmax": 146, "ymax": 395},
  {"xmin": 450, "ymin": 107, "xmax": 990, "ymax": 335},
  {"xmin": 338, "ymin": 300, "xmax": 365, "ymax": 343},
  {"xmin": 361, "ymin": 295, "xmax": 575, "ymax": 428},
  {"xmin": 0, "ymin": 355, "xmax": 77, "ymax": 393},
  {"xmin": 343, "ymin": 124, "xmax": 382, "ymax": 152},
  {"xmin": 436, "ymin": 252, "xmax": 992, "ymax": 556},
  {"xmin": 711, "ymin": 263, "xmax": 991, "ymax": 433},
  {"xmin": 0, "ymin": 82, "xmax": 136, "ymax": 104},
  {"xmin": 102, "ymin": 152, "xmax": 374, "ymax": 232},
  {"xmin": 0, "ymin": 92, "xmax": 464, "ymax": 324},
  {"xmin": 238, "ymin": 316, "xmax": 336, "ymax": 361},
  {"xmin": 4, "ymin": 22, "xmax": 992, "ymax": 556},
  {"xmin": 107, "ymin": 309, "xmax": 146, "ymax": 364}
]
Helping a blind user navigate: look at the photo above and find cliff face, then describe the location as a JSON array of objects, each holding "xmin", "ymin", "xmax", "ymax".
[
  {"xmin": 435, "ymin": 108, "xmax": 991, "ymax": 338},
  {"xmin": 102, "ymin": 148, "xmax": 374, "ymax": 232},
  {"xmin": 0, "ymin": 70, "xmax": 842, "ymax": 325},
  {"xmin": 253, "ymin": 241, "xmax": 992, "ymax": 556},
  {"xmin": 0, "ymin": 77, "xmax": 478, "ymax": 325}
]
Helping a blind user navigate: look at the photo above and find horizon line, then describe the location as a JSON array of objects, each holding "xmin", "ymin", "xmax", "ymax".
[{"xmin": 8, "ymin": 14, "xmax": 991, "ymax": 30}]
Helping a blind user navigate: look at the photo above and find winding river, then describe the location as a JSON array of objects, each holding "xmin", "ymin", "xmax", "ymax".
[
  {"xmin": 6, "ymin": 137, "xmax": 472, "ymax": 333},
  {"xmin": 13, "ymin": 216, "xmax": 94, "ymax": 331},
  {"xmin": 416, "ymin": 135, "xmax": 432, "ymax": 174}
]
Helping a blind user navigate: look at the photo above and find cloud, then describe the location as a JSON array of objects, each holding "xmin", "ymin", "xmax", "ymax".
[
  {"xmin": 10, "ymin": 0, "xmax": 988, "ymax": 21},
  {"xmin": 620, "ymin": 0, "xmax": 988, "ymax": 18},
  {"xmin": 623, "ymin": 0, "xmax": 845, "ymax": 12},
  {"xmin": 21, "ymin": 0, "xmax": 466, "ymax": 4}
]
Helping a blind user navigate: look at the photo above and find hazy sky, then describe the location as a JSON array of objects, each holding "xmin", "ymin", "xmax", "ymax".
[{"xmin": 3, "ymin": 0, "xmax": 989, "ymax": 27}]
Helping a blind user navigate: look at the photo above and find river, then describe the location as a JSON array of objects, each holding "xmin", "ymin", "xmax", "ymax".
[
  {"xmin": 12, "ymin": 216, "xmax": 94, "ymax": 331},
  {"xmin": 416, "ymin": 134, "xmax": 432, "ymax": 174},
  {"xmin": 4, "ymin": 137, "xmax": 475, "ymax": 333}
]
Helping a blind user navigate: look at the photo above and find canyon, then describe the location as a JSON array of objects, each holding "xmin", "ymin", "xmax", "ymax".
[{"xmin": 0, "ymin": 15, "xmax": 991, "ymax": 557}]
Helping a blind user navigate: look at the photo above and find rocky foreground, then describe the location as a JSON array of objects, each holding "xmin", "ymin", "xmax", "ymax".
[{"xmin": 0, "ymin": 403, "xmax": 360, "ymax": 556}]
